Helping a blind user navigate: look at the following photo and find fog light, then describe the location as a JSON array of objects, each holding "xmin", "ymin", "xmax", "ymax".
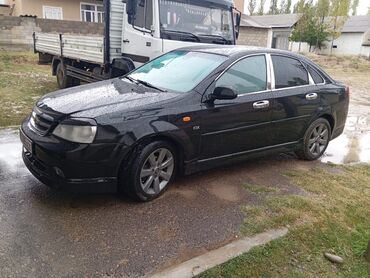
[{"xmin": 53, "ymin": 167, "xmax": 65, "ymax": 178}]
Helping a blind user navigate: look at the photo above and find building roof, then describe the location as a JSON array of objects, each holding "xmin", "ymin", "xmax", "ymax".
[
  {"xmin": 240, "ymin": 15, "xmax": 269, "ymax": 28},
  {"xmin": 341, "ymin": 15, "xmax": 370, "ymax": 33},
  {"xmin": 241, "ymin": 14, "xmax": 301, "ymax": 28}
]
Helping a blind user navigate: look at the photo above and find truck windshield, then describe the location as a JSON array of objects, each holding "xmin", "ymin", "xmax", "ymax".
[
  {"xmin": 127, "ymin": 50, "xmax": 227, "ymax": 93},
  {"xmin": 159, "ymin": 0, "xmax": 234, "ymax": 44}
]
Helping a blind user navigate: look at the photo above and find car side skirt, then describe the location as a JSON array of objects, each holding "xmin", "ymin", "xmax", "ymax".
[{"xmin": 184, "ymin": 141, "xmax": 299, "ymax": 175}]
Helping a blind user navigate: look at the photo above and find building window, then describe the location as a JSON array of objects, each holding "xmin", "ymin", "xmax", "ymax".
[
  {"xmin": 80, "ymin": 3, "xmax": 104, "ymax": 23},
  {"xmin": 43, "ymin": 6, "xmax": 63, "ymax": 20}
]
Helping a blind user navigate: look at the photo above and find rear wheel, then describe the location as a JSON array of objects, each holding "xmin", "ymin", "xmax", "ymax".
[
  {"xmin": 122, "ymin": 141, "xmax": 177, "ymax": 202},
  {"xmin": 295, "ymin": 118, "xmax": 331, "ymax": 161}
]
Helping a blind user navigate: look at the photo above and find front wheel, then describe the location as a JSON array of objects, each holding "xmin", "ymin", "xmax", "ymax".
[
  {"xmin": 295, "ymin": 118, "xmax": 331, "ymax": 161},
  {"xmin": 122, "ymin": 141, "xmax": 177, "ymax": 202}
]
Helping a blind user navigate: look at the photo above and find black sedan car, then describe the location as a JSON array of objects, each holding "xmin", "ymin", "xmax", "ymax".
[{"xmin": 20, "ymin": 46, "xmax": 349, "ymax": 201}]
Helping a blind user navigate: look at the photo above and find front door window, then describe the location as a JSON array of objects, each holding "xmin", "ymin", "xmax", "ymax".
[{"xmin": 216, "ymin": 55, "xmax": 267, "ymax": 94}]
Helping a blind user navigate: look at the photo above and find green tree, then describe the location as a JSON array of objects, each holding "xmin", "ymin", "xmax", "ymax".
[
  {"xmin": 248, "ymin": 0, "xmax": 257, "ymax": 15},
  {"xmin": 293, "ymin": 0, "xmax": 306, "ymax": 13},
  {"xmin": 269, "ymin": 0, "xmax": 278, "ymax": 14},
  {"xmin": 315, "ymin": 0, "xmax": 330, "ymax": 50},
  {"xmin": 257, "ymin": 0, "xmax": 266, "ymax": 15},
  {"xmin": 329, "ymin": 0, "xmax": 350, "ymax": 53},
  {"xmin": 279, "ymin": 0, "xmax": 292, "ymax": 14},
  {"xmin": 351, "ymin": 0, "xmax": 359, "ymax": 15},
  {"xmin": 290, "ymin": 0, "xmax": 331, "ymax": 51},
  {"xmin": 285, "ymin": 0, "xmax": 292, "ymax": 13}
]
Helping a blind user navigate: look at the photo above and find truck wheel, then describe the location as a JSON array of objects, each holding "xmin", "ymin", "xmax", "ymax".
[{"xmin": 56, "ymin": 63, "xmax": 74, "ymax": 89}]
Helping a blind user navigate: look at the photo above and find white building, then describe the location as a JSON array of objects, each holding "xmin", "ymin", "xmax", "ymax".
[{"xmin": 291, "ymin": 15, "xmax": 370, "ymax": 57}]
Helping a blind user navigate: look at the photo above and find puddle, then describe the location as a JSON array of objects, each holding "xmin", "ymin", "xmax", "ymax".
[
  {"xmin": 0, "ymin": 128, "xmax": 27, "ymax": 175},
  {"xmin": 321, "ymin": 115, "xmax": 370, "ymax": 164},
  {"xmin": 207, "ymin": 183, "xmax": 242, "ymax": 202}
]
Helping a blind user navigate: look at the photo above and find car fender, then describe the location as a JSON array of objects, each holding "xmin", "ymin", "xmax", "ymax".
[{"xmin": 114, "ymin": 117, "xmax": 197, "ymax": 171}]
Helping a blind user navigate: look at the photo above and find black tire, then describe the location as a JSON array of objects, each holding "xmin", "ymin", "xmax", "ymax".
[
  {"xmin": 295, "ymin": 118, "xmax": 332, "ymax": 161},
  {"xmin": 121, "ymin": 141, "xmax": 177, "ymax": 202},
  {"xmin": 56, "ymin": 62, "xmax": 74, "ymax": 89}
]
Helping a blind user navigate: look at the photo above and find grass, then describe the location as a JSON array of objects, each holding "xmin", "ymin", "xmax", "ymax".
[
  {"xmin": 0, "ymin": 52, "xmax": 58, "ymax": 127},
  {"xmin": 199, "ymin": 165, "xmax": 370, "ymax": 278}
]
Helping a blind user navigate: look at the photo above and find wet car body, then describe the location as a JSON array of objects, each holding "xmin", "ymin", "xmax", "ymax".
[{"xmin": 20, "ymin": 46, "xmax": 349, "ymax": 195}]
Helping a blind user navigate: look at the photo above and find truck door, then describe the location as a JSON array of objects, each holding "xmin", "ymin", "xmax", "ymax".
[{"xmin": 122, "ymin": 0, "xmax": 162, "ymax": 67}]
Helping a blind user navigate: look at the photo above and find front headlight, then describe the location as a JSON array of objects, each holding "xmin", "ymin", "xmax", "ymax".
[{"xmin": 52, "ymin": 119, "xmax": 97, "ymax": 144}]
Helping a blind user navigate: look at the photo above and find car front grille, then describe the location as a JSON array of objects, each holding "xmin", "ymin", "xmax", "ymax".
[{"xmin": 29, "ymin": 107, "xmax": 56, "ymax": 136}]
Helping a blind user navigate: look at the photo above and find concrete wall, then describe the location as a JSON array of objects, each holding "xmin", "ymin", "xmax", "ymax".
[
  {"xmin": 321, "ymin": 33, "xmax": 364, "ymax": 55},
  {"xmin": 290, "ymin": 41, "xmax": 311, "ymax": 53},
  {"xmin": 238, "ymin": 26, "xmax": 269, "ymax": 47},
  {"xmin": 3, "ymin": 0, "xmax": 102, "ymax": 21},
  {"xmin": 0, "ymin": 15, "xmax": 104, "ymax": 50},
  {"xmin": 290, "ymin": 36, "xmax": 370, "ymax": 58}
]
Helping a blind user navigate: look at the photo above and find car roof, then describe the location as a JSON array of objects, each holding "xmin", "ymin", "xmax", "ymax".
[
  {"xmin": 176, "ymin": 45, "xmax": 334, "ymax": 83},
  {"xmin": 177, "ymin": 45, "xmax": 304, "ymax": 59}
]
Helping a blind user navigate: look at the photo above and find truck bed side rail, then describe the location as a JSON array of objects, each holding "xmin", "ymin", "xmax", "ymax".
[{"xmin": 34, "ymin": 32, "xmax": 105, "ymax": 65}]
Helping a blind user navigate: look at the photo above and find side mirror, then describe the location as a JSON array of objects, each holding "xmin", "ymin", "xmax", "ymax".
[
  {"xmin": 126, "ymin": 0, "xmax": 137, "ymax": 16},
  {"xmin": 234, "ymin": 10, "xmax": 241, "ymax": 40},
  {"xmin": 236, "ymin": 14, "xmax": 241, "ymax": 27},
  {"xmin": 209, "ymin": 87, "xmax": 237, "ymax": 101}
]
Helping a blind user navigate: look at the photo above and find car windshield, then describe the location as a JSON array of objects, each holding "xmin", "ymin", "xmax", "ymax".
[
  {"xmin": 159, "ymin": 0, "xmax": 234, "ymax": 43},
  {"xmin": 127, "ymin": 51, "xmax": 227, "ymax": 93}
]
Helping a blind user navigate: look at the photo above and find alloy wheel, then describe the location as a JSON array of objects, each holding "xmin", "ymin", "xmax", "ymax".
[
  {"xmin": 140, "ymin": 148, "xmax": 174, "ymax": 195},
  {"xmin": 308, "ymin": 123, "xmax": 329, "ymax": 156}
]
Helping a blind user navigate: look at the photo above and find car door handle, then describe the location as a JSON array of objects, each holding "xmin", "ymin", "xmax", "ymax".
[
  {"xmin": 253, "ymin": 100, "xmax": 270, "ymax": 109},
  {"xmin": 306, "ymin": 93, "xmax": 318, "ymax": 100},
  {"xmin": 122, "ymin": 39, "xmax": 130, "ymax": 43}
]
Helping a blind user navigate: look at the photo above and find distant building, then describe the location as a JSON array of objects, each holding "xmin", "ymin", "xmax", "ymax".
[
  {"xmin": 1, "ymin": 0, "xmax": 104, "ymax": 22},
  {"xmin": 238, "ymin": 13, "xmax": 301, "ymax": 50},
  {"xmin": 323, "ymin": 15, "xmax": 370, "ymax": 56},
  {"xmin": 290, "ymin": 15, "xmax": 370, "ymax": 57}
]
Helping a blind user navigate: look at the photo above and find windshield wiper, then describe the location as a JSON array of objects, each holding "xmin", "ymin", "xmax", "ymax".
[
  {"xmin": 136, "ymin": 79, "xmax": 167, "ymax": 92},
  {"xmin": 198, "ymin": 34, "xmax": 230, "ymax": 44},
  {"xmin": 162, "ymin": 29, "xmax": 200, "ymax": 42},
  {"xmin": 124, "ymin": 76, "xmax": 166, "ymax": 92},
  {"xmin": 124, "ymin": 76, "xmax": 138, "ymax": 83}
]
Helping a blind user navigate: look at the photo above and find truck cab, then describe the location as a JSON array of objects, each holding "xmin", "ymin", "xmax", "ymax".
[
  {"xmin": 120, "ymin": 0, "xmax": 237, "ymax": 66},
  {"xmin": 34, "ymin": 0, "xmax": 241, "ymax": 88}
]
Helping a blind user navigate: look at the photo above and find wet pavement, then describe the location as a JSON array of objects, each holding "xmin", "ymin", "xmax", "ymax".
[
  {"xmin": 0, "ymin": 128, "xmax": 310, "ymax": 278},
  {"xmin": 321, "ymin": 79, "xmax": 370, "ymax": 164},
  {"xmin": 1, "ymin": 84, "xmax": 369, "ymax": 277}
]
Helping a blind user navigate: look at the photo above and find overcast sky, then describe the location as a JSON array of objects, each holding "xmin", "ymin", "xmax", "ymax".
[{"xmin": 243, "ymin": 0, "xmax": 369, "ymax": 15}]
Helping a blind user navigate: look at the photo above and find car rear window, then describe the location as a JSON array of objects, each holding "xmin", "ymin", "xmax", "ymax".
[
  {"xmin": 272, "ymin": 55, "xmax": 309, "ymax": 89},
  {"xmin": 307, "ymin": 65, "xmax": 325, "ymax": 84}
]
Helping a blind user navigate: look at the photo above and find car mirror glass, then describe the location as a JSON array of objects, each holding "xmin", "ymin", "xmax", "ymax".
[{"xmin": 210, "ymin": 87, "xmax": 237, "ymax": 101}]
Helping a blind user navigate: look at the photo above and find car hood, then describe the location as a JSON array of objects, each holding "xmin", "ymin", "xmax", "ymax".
[{"xmin": 37, "ymin": 78, "xmax": 181, "ymax": 117}]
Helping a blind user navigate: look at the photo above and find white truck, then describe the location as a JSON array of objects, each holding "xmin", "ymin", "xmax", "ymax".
[{"xmin": 34, "ymin": 0, "xmax": 241, "ymax": 89}]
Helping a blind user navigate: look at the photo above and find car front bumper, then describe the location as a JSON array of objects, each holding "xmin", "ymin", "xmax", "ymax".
[{"xmin": 20, "ymin": 120, "xmax": 127, "ymax": 193}]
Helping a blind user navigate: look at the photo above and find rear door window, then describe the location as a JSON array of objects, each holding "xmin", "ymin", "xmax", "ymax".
[
  {"xmin": 272, "ymin": 55, "xmax": 309, "ymax": 89},
  {"xmin": 216, "ymin": 55, "xmax": 267, "ymax": 95}
]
